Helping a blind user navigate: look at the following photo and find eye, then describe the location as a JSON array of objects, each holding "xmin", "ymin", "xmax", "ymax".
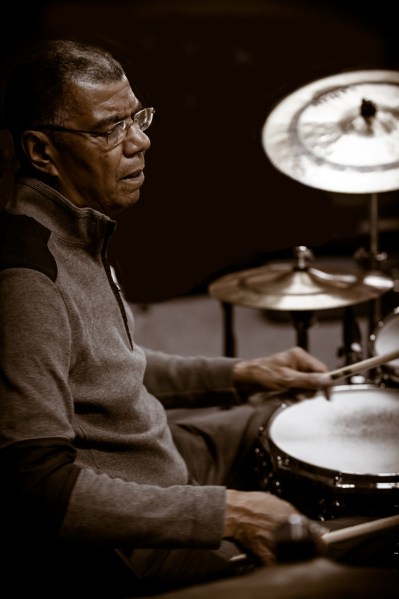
[
  {"xmin": 136, "ymin": 108, "xmax": 154, "ymax": 131},
  {"xmin": 106, "ymin": 120, "xmax": 126, "ymax": 145}
]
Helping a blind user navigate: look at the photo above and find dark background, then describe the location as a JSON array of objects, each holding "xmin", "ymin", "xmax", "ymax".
[{"xmin": 1, "ymin": 0, "xmax": 398, "ymax": 302}]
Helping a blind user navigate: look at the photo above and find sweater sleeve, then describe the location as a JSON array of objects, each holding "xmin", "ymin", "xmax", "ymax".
[
  {"xmin": 142, "ymin": 348, "xmax": 243, "ymax": 408},
  {"xmin": 0, "ymin": 269, "xmax": 226, "ymax": 549}
]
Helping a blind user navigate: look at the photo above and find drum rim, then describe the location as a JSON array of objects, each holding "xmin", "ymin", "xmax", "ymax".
[
  {"xmin": 267, "ymin": 436, "xmax": 399, "ymax": 490},
  {"xmin": 266, "ymin": 384, "xmax": 399, "ymax": 487}
]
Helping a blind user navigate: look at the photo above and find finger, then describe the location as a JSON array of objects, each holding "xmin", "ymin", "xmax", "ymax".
[
  {"xmin": 246, "ymin": 532, "xmax": 277, "ymax": 566},
  {"xmin": 257, "ymin": 546, "xmax": 276, "ymax": 566},
  {"xmin": 240, "ymin": 539, "xmax": 276, "ymax": 566},
  {"xmin": 286, "ymin": 371, "xmax": 333, "ymax": 390},
  {"xmin": 286, "ymin": 347, "xmax": 328, "ymax": 372}
]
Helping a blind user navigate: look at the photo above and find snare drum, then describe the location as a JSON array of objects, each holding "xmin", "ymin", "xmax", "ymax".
[
  {"xmin": 370, "ymin": 307, "xmax": 399, "ymax": 385},
  {"xmin": 262, "ymin": 385, "xmax": 399, "ymax": 520}
]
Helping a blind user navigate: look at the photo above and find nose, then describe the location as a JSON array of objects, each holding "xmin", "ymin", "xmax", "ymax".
[{"xmin": 123, "ymin": 123, "xmax": 151, "ymax": 153}]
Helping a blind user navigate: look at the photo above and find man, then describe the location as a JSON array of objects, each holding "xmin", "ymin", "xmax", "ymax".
[{"xmin": 0, "ymin": 39, "xmax": 332, "ymax": 597}]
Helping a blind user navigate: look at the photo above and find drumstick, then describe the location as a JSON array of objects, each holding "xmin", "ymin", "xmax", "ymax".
[
  {"xmin": 327, "ymin": 349, "xmax": 399, "ymax": 382},
  {"xmin": 322, "ymin": 514, "xmax": 399, "ymax": 546},
  {"xmin": 228, "ymin": 515, "xmax": 399, "ymax": 563}
]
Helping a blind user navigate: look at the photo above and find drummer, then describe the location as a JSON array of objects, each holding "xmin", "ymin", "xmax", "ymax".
[{"xmin": 0, "ymin": 38, "xmax": 388, "ymax": 598}]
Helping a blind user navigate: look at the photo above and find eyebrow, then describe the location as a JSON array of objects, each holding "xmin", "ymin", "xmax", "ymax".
[{"xmin": 93, "ymin": 103, "xmax": 143, "ymax": 131}]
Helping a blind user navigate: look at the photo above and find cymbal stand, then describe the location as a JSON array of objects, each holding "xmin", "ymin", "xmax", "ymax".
[
  {"xmin": 354, "ymin": 192, "xmax": 388, "ymax": 348},
  {"xmin": 288, "ymin": 248, "xmax": 316, "ymax": 352}
]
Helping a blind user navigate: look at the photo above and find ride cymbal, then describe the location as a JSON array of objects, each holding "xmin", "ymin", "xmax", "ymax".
[{"xmin": 262, "ymin": 69, "xmax": 399, "ymax": 194}]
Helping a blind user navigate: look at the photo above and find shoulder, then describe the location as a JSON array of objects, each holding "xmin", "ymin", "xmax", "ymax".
[{"xmin": 0, "ymin": 210, "xmax": 57, "ymax": 281}]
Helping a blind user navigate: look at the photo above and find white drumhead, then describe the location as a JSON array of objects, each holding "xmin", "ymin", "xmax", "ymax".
[{"xmin": 268, "ymin": 385, "xmax": 399, "ymax": 474}]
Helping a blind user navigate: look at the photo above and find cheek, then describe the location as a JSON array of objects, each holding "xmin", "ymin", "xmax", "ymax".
[
  {"xmin": 60, "ymin": 145, "xmax": 120, "ymax": 200},
  {"xmin": 90, "ymin": 156, "xmax": 118, "ymax": 192},
  {"xmin": 58, "ymin": 148, "xmax": 98, "ymax": 185},
  {"xmin": 98, "ymin": 153, "xmax": 119, "ymax": 183}
]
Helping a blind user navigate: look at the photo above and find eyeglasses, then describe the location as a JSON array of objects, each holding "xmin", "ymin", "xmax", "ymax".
[{"xmin": 35, "ymin": 107, "xmax": 155, "ymax": 147}]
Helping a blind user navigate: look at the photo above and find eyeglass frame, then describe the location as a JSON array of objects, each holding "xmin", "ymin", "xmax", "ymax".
[{"xmin": 32, "ymin": 107, "xmax": 155, "ymax": 146}]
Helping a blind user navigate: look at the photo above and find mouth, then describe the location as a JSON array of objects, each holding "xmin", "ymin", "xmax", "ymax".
[{"xmin": 121, "ymin": 168, "xmax": 143, "ymax": 181}]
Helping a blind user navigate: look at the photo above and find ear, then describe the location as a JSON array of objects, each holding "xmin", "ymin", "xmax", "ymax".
[{"xmin": 21, "ymin": 130, "xmax": 59, "ymax": 177}]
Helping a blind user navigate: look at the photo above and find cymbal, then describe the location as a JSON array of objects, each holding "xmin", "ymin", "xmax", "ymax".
[
  {"xmin": 262, "ymin": 69, "xmax": 399, "ymax": 194},
  {"xmin": 208, "ymin": 263, "xmax": 394, "ymax": 312}
]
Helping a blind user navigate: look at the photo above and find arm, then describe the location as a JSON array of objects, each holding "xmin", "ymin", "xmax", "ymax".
[
  {"xmin": 0, "ymin": 269, "xmax": 225, "ymax": 549},
  {"xmin": 143, "ymin": 347, "xmax": 243, "ymax": 408},
  {"xmin": 143, "ymin": 346, "xmax": 331, "ymax": 409}
]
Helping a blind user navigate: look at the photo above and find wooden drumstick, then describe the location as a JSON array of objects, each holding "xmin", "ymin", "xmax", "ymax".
[
  {"xmin": 226, "ymin": 515, "xmax": 399, "ymax": 563},
  {"xmin": 328, "ymin": 349, "xmax": 399, "ymax": 382},
  {"xmin": 322, "ymin": 514, "xmax": 399, "ymax": 545}
]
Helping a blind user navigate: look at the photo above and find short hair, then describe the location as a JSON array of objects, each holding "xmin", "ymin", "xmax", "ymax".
[{"xmin": 3, "ymin": 39, "xmax": 126, "ymax": 144}]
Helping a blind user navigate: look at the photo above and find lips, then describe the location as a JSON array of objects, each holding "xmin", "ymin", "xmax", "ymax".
[{"xmin": 122, "ymin": 169, "xmax": 143, "ymax": 180}]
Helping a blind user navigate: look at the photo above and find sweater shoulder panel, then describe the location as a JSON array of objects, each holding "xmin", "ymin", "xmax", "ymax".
[{"xmin": 0, "ymin": 210, "xmax": 57, "ymax": 281}]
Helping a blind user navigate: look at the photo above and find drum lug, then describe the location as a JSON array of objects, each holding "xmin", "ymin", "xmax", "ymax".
[
  {"xmin": 318, "ymin": 497, "xmax": 344, "ymax": 520},
  {"xmin": 334, "ymin": 474, "xmax": 354, "ymax": 489},
  {"xmin": 274, "ymin": 454, "xmax": 291, "ymax": 469},
  {"xmin": 253, "ymin": 432, "xmax": 274, "ymax": 491},
  {"xmin": 392, "ymin": 541, "xmax": 399, "ymax": 570}
]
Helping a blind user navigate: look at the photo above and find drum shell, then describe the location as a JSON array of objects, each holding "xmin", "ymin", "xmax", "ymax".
[{"xmin": 261, "ymin": 385, "xmax": 399, "ymax": 521}]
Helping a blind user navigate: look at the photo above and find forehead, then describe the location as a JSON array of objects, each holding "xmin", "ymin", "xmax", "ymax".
[{"xmin": 66, "ymin": 76, "xmax": 139, "ymax": 124}]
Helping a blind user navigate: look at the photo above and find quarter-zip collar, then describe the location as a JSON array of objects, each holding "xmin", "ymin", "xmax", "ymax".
[{"xmin": 6, "ymin": 173, "xmax": 116, "ymax": 247}]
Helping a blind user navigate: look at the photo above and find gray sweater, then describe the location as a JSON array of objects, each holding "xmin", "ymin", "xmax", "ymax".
[{"xmin": 0, "ymin": 175, "xmax": 242, "ymax": 550}]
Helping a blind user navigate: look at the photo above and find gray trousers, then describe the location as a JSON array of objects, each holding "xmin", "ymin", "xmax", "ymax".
[
  {"xmin": 125, "ymin": 403, "xmax": 279, "ymax": 593},
  {"xmin": 124, "ymin": 402, "xmax": 399, "ymax": 594}
]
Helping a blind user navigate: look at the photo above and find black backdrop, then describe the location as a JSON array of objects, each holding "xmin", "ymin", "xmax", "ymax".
[{"xmin": 1, "ymin": 0, "xmax": 398, "ymax": 301}]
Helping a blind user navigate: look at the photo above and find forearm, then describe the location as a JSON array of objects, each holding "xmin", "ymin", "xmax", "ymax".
[
  {"xmin": 143, "ymin": 348, "xmax": 242, "ymax": 408},
  {"xmin": 62, "ymin": 468, "xmax": 226, "ymax": 548},
  {"xmin": 1, "ymin": 437, "xmax": 226, "ymax": 549}
]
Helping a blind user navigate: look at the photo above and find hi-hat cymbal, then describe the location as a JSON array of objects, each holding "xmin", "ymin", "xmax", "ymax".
[
  {"xmin": 262, "ymin": 69, "xmax": 399, "ymax": 194},
  {"xmin": 208, "ymin": 263, "xmax": 394, "ymax": 312}
]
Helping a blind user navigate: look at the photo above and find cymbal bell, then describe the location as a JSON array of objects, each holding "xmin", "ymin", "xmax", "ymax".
[
  {"xmin": 262, "ymin": 69, "xmax": 399, "ymax": 194},
  {"xmin": 209, "ymin": 258, "xmax": 394, "ymax": 312}
]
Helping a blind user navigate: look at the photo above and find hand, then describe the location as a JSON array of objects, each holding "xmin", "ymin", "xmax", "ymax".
[
  {"xmin": 224, "ymin": 490, "xmax": 326, "ymax": 565},
  {"xmin": 232, "ymin": 346, "xmax": 331, "ymax": 394}
]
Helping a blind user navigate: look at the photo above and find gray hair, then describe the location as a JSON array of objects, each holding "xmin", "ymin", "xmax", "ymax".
[{"xmin": 3, "ymin": 39, "xmax": 126, "ymax": 150}]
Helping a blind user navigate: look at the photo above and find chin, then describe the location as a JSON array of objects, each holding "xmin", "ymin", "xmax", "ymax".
[{"xmin": 111, "ymin": 192, "xmax": 141, "ymax": 216}]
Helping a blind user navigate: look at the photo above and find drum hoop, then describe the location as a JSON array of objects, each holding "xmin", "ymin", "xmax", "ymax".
[
  {"xmin": 266, "ymin": 384, "xmax": 399, "ymax": 491},
  {"xmin": 268, "ymin": 437, "xmax": 399, "ymax": 491},
  {"xmin": 380, "ymin": 365, "xmax": 399, "ymax": 383}
]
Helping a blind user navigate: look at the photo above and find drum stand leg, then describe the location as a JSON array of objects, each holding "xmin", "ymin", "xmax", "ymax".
[
  {"xmin": 290, "ymin": 310, "xmax": 314, "ymax": 352},
  {"xmin": 220, "ymin": 304, "xmax": 315, "ymax": 356},
  {"xmin": 220, "ymin": 301, "xmax": 236, "ymax": 357},
  {"xmin": 337, "ymin": 306, "xmax": 364, "ymax": 371}
]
